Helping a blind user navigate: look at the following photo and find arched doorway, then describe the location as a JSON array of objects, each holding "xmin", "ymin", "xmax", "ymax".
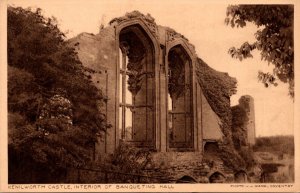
[
  {"xmin": 204, "ymin": 141, "xmax": 219, "ymax": 155},
  {"xmin": 234, "ymin": 170, "xmax": 248, "ymax": 183},
  {"xmin": 176, "ymin": 175, "xmax": 197, "ymax": 183},
  {"xmin": 209, "ymin": 172, "xmax": 226, "ymax": 183}
]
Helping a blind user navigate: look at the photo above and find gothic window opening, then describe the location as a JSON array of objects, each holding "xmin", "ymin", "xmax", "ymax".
[
  {"xmin": 168, "ymin": 45, "xmax": 193, "ymax": 149},
  {"xmin": 118, "ymin": 25, "xmax": 155, "ymax": 148},
  {"xmin": 119, "ymin": 48, "xmax": 133, "ymax": 140}
]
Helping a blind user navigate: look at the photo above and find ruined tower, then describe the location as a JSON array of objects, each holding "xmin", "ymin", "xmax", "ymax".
[{"xmin": 238, "ymin": 95, "xmax": 256, "ymax": 146}]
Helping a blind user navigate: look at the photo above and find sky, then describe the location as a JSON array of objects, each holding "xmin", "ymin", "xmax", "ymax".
[{"xmin": 6, "ymin": 0, "xmax": 294, "ymax": 137}]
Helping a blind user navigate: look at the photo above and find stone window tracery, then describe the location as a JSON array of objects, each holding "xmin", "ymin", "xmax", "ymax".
[
  {"xmin": 119, "ymin": 47, "xmax": 133, "ymax": 140},
  {"xmin": 168, "ymin": 45, "xmax": 193, "ymax": 149},
  {"xmin": 118, "ymin": 25, "xmax": 155, "ymax": 148}
]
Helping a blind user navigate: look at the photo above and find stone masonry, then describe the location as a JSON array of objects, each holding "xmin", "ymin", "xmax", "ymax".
[{"xmin": 68, "ymin": 11, "xmax": 255, "ymax": 183}]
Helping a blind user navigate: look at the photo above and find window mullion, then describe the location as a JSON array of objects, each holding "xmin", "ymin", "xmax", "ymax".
[
  {"xmin": 121, "ymin": 53, "xmax": 126, "ymax": 139},
  {"xmin": 184, "ymin": 63, "xmax": 187, "ymax": 143}
]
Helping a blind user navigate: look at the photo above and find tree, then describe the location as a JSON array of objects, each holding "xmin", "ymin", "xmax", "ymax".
[
  {"xmin": 8, "ymin": 6, "xmax": 107, "ymax": 183},
  {"xmin": 225, "ymin": 5, "xmax": 294, "ymax": 97}
]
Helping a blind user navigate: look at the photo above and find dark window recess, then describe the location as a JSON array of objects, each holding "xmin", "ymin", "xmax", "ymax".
[
  {"xmin": 118, "ymin": 25, "xmax": 155, "ymax": 148},
  {"xmin": 168, "ymin": 45, "xmax": 193, "ymax": 149}
]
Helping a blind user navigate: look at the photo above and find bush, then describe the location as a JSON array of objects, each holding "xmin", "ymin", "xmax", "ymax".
[{"xmin": 109, "ymin": 143, "xmax": 153, "ymax": 174}]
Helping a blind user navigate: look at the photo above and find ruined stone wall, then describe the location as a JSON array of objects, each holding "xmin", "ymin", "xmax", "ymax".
[
  {"xmin": 145, "ymin": 152, "xmax": 206, "ymax": 182},
  {"xmin": 69, "ymin": 27, "xmax": 119, "ymax": 157},
  {"xmin": 67, "ymin": 11, "xmax": 244, "ymax": 182},
  {"xmin": 199, "ymin": 86, "xmax": 223, "ymax": 141},
  {"xmin": 144, "ymin": 152, "xmax": 235, "ymax": 183},
  {"xmin": 64, "ymin": 149, "xmax": 238, "ymax": 183}
]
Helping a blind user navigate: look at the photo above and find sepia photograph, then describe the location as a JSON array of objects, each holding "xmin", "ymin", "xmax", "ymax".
[{"xmin": 0, "ymin": 0, "xmax": 299, "ymax": 192}]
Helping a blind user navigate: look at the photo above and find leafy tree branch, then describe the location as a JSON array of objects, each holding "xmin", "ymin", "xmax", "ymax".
[{"xmin": 225, "ymin": 5, "xmax": 294, "ymax": 97}]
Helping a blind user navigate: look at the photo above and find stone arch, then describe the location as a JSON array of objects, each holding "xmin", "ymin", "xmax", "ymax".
[
  {"xmin": 116, "ymin": 19, "xmax": 160, "ymax": 56},
  {"xmin": 116, "ymin": 22, "xmax": 159, "ymax": 148},
  {"xmin": 234, "ymin": 170, "xmax": 248, "ymax": 183},
  {"xmin": 209, "ymin": 171, "xmax": 226, "ymax": 183},
  {"xmin": 167, "ymin": 44, "xmax": 194, "ymax": 149},
  {"xmin": 176, "ymin": 175, "xmax": 197, "ymax": 183},
  {"xmin": 166, "ymin": 39, "xmax": 196, "ymax": 64},
  {"xmin": 204, "ymin": 141, "xmax": 219, "ymax": 155}
]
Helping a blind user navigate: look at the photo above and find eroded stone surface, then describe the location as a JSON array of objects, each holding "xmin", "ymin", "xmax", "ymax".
[{"xmin": 68, "ymin": 11, "xmax": 255, "ymax": 183}]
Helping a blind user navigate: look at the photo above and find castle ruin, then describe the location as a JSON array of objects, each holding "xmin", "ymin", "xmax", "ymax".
[{"xmin": 68, "ymin": 11, "xmax": 256, "ymax": 183}]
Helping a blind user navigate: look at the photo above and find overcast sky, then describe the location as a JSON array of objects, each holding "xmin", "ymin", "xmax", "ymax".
[{"xmin": 7, "ymin": 0, "xmax": 294, "ymax": 137}]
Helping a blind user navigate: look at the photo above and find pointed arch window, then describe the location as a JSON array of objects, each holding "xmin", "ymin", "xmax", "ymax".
[
  {"xmin": 168, "ymin": 45, "xmax": 193, "ymax": 149},
  {"xmin": 118, "ymin": 25, "xmax": 155, "ymax": 148}
]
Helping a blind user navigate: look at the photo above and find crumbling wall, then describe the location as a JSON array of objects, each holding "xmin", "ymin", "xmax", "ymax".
[
  {"xmin": 145, "ymin": 152, "xmax": 234, "ymax": 183},
  {"xmin": 196, "ymin": 58, "xmax": 237, "ymax": 141},
  {"xmin": 68, "ymin": 11, "xmax": 246, "ymax": 182},
  {"xmin": 69, "ymin": 27, "xmax": 118, "ymax": 157},
  {"xmin": 200, "ymin": 87, "xmax": 223, "ymax": 141}
]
